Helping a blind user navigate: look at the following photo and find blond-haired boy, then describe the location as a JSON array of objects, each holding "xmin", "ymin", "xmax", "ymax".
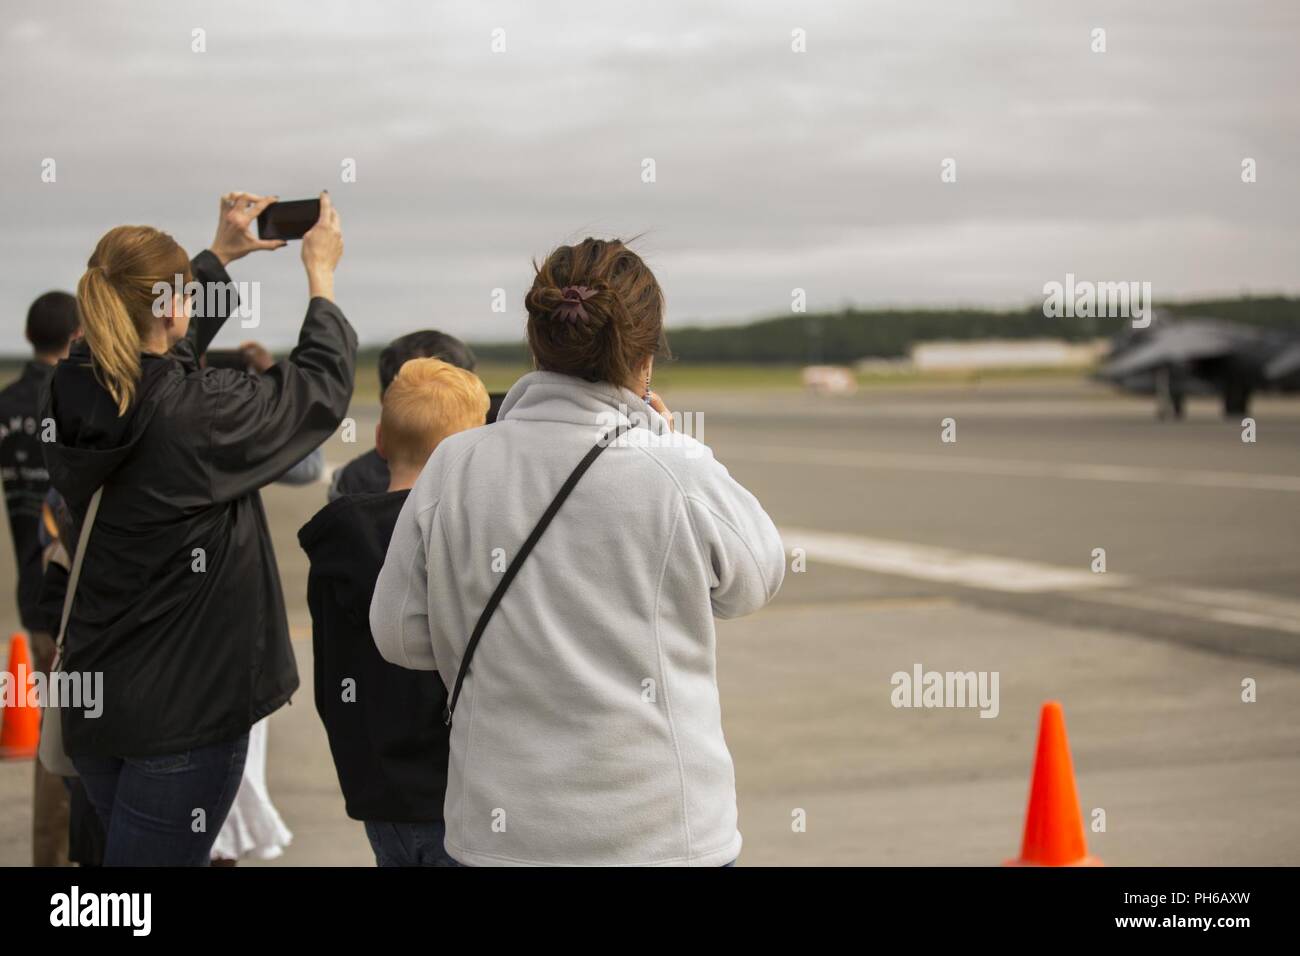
[{"xmin": 299, "ymin": 357, "xmax": 488, "ymax": 865}]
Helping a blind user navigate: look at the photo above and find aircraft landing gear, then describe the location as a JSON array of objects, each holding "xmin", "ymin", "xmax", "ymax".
[
  {"xmin": 1155, "ymin": 367, "xmax": 1185, "ymax": 421},
  {"xmin": 1223, "ymin": 381, "xmax": 1252, "ymax": 418}
]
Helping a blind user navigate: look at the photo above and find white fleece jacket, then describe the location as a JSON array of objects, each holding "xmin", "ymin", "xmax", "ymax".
[{"xmin": 370, "ymin": 371, "xmax": 785, "ymax": 866}]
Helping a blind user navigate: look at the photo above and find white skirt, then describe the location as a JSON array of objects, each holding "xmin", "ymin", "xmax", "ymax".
[{"xmin": 211, "ymin": 718, "xmax": 293, "ymax": 862}]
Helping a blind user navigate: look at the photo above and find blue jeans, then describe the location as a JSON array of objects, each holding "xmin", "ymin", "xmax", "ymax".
[
  {"xmin": 74, "ymin": 734, "xmax": 249, "ymax": 867},
  {"xmin": 364, "ymin": 820, "xmax": 459, "ymax": 866}
]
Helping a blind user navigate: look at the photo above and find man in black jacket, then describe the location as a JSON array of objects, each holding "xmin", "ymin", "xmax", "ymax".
[
  {"xmin": 327, "ymin": 330, "xmax": 478, "ymax": 499},
  {"xmin": 1, "ymin": 293, "xmax": 79, "ymax": 638},
  {"xmin": 300, "ymin": 356, "xmax": 488, "ymax": 865},
  {"xmin": 42, "ymin": 191, "xmax": 355, "ymax": 865},
  {"xmin": 0, "ymin": 291, "xmax": 80, "ymax": 865}
]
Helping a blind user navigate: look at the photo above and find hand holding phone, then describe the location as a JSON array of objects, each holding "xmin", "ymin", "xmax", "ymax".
[
  {"xmin": 646, "ymin": 389, "xmax": 673, "ymax": 430},
  {"xmin": 212, "ymin": 192, "xmax": 286, "ymax": 265}
]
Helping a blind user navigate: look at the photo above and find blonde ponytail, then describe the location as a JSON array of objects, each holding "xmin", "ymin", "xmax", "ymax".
[
  {"xmin": 75, "ymin": 225, "xmax": 192, "ymax": 417},
  {"xmin": 77, "ymin": 266, "xmax": 142, "ymax": 415}
]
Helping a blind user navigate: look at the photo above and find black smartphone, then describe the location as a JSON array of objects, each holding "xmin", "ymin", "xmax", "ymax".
[
  {"xmin": 203, "ymin": 348, "xmax": 251, "ymax": 372},
  {"xmin": 256, "ymin": 198, "xmax": 321, "ymax": 241}
]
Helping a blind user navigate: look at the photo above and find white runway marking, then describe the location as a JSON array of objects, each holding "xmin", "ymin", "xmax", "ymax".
[
  {"xmin": 782, "ymin": 527, "xmax": 1128, "ymax": 593},
  {"xmin": 783, "ymin": 527, "xmax": 1300, "ymax": 634},
  {"xmin": 732, "ymin": 446, "xmax": 1300, "ymax": 493}
]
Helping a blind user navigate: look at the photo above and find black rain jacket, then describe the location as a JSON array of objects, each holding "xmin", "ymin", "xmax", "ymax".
[{"xmin": 42, "ymin": 251, "xmax": 357, "ymax": 757}]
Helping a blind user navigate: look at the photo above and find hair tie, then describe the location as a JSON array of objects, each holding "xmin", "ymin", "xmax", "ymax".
[{"xmin": 555, "ymin": 285, "xmax": 596, "ymax": 325}]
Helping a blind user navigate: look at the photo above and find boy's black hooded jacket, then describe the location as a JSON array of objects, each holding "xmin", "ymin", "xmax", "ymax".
[
  {"xmin": 298, "ymin": 490, "xmax": 449, "ymax": 823},
  {"xmin": 42, "ymin": 251, "xmax": 357, "ymax": 757}
]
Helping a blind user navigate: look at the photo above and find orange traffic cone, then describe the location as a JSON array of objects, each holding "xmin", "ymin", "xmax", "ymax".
[
  {"xmin": 1005, "ymin": 700, "xmax": 1100, "ymax": 866},
  {"xmin": 0, "ymin": 632, "xmax": 40, "ymax": 760}
]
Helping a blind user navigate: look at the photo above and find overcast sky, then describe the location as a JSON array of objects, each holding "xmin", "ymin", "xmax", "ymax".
[{"xmin": 1, "ymin": 0, "xmax": 1297, "ymax": 352}]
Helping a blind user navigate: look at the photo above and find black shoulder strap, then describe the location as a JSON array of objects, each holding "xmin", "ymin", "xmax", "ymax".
[{"xmin": 444, "ymin": 423, "xmax": 630, "ymax": 728}]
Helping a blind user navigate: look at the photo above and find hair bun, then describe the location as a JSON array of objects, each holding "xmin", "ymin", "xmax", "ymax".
[
  {"xmin": 525, "ymin": 238, "xmax": 664, "ymax": 385},
  {"xmin": 554, "ymin": 286, "xmax": 597, "ymax": 325}
]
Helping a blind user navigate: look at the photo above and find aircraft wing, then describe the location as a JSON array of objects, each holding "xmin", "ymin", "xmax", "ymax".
[
  {"xmin": 1097, "ymin": 321, "xmax": 1259, "ymax": 380},
  {"xmin": 1266, "ymin": 342, "xmax": 1300, "ymax": 383}
]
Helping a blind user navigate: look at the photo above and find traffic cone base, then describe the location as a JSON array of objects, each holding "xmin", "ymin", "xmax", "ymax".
[
  {"xmin": 1004, "ymin": 855, "xmax": 1102, "ymax": 867},
  {"xmin": 0, "ymin": 633, "xmax": 41, "ymax": 760}
]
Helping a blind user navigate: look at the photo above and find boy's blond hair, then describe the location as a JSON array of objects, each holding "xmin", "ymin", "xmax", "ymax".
[{"xmin": 379, "ymin": 357, "xmax": 489, "ymax": 471}]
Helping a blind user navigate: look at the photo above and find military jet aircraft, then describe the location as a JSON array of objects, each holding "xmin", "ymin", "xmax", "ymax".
[{"xmin": 1096, "ymin": 316, "xmax": 1300, "ymax": 419}]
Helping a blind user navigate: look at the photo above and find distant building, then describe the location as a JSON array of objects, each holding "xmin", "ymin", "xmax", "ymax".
[
  {"xmin": 909, "ymin": 338, "xmax": 1107, "ymax": 371},
  {"xmin": 853, "ymin": 357, "xmax": 912, "ymax": 376}
]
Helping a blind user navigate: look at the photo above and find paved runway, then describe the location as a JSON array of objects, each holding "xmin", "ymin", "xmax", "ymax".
[
  {"xmin": 701, "ymin": 380, "xmax": 1300, "ymax": 666},
  {"xmin": 1, "ymin": 377, "xmax": 1297, "ymax": 865}
]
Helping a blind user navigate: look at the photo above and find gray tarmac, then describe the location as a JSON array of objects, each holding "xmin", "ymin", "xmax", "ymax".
[{"xmin": 1, "ymin": 377, "xmax": 1297, "ymax": 865}]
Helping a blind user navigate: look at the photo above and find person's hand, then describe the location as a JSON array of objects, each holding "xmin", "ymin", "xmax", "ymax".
[
  {"xmin": 301, "ymin": 191, "xmax": 342, "ymax": 300},
  {"xmin": 210, "ymin": 192, "xmax": 286, "ymax": 266},
  {"xmin": 646, "ymin": 389, "xmax": 674, "ymax": 430},
  {"xmin": 239, "ymin": 341, "xmax": 274, "ymax": 374}
]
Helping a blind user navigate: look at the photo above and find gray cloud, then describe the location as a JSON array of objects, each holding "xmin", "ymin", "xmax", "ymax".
[{"xmin": 1, "ymin": 0, "xmax": 1296, "ymax": 351}]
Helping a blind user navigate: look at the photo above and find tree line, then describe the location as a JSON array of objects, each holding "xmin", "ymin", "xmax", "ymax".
[{"xmin": 468, "ymin": 295, "xmax": 1300, "ymax": 365}]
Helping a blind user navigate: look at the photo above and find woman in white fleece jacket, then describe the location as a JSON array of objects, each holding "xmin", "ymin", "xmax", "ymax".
[{"xmin": 370, "ymin": 238, "xmax": 785, "ymax": 866}]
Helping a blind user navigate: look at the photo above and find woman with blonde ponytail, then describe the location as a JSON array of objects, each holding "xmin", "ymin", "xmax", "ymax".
[
  {"xmin": 43, "ymin": 191, "xmax": 355, "ymax": 866},
  {"xmin": 75, "ymin": 254, "xmax": 154, "ymax": 415}
]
